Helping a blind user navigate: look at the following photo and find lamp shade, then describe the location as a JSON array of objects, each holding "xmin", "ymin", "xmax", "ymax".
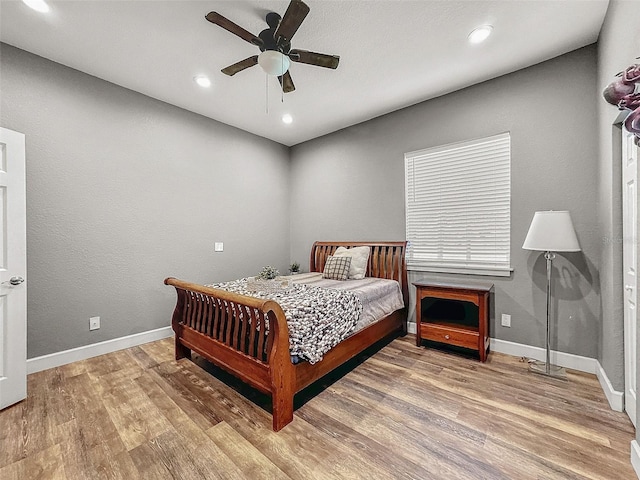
[
  {"xmin": 258, "ymin": 50, "xmax": 290, "ymax": 76},
  {"xmin": 522, "ymin": 210, "xmax": 581, "ymax": 252}
]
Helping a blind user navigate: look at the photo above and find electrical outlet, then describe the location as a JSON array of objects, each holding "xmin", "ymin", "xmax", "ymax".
[
  {"xmin": 214, "ymin": 242, "xmax": 224, "ymax": 252},
  {"xmin": 89, "ymin": 316, "xmax": 100, "ymax": 331},
  {"xmin": 501, "ymin": 313, "xmax": 511, "ymax": 328}
]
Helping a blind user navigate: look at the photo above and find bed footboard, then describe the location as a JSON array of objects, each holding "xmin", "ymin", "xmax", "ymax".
[{"xmin": 164, "ymin": 277, "xmax": 295, "ymax": 431}]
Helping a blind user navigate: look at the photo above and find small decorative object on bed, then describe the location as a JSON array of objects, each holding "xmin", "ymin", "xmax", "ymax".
[
  {"xmin": 289, "ymin": 262, "xmax": 300, "ymax": 274},
  {"xmin": 257, "ymin": 265, "xmax": 279, "ymax": 280},
  {"xmin": 603, "ymin": 59, "xmax": 640, "ymax": 145},
  {"xmin": 246, "ymin": 265, "xmax": 291, "ymax": 293},
  {"xmin": 165, "ymin": 241, "xmax": 408, "ymax": 431}
]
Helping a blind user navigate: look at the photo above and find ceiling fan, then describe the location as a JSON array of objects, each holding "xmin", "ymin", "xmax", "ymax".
[{"xmin": 205, "ymin": 0, "xmax": 340, "ymax": 93}]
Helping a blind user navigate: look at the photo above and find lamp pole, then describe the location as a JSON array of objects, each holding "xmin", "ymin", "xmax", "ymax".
[
  {"xmin": 544, "ymin": 251, "xmax": 554, "ymax": 375},
  {"xmin": 529, "ymin": 250, "xmax": 566, "ymax": 378}
]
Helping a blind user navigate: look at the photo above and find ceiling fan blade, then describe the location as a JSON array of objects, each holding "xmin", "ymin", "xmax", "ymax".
[
  {"xmin": 205, "ymin": 12, "xmax": 263, "ymax": 47},
  {"xmin": 289, "ymin": 49, "xmax": 340, "ymax": 69},
  {"xmin": 278, "ymin": 71, "xmax": 296, "ymax": 93},
  {"xmin": 221, "ymin": 56, "xmax": 259, "ymax": 76},
  {"xmin": 274, "ymin": 0, "xmax": 310, "ymax": 45}
]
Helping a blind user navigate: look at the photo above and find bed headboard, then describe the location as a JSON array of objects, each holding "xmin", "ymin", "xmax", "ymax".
[{"xmin": 309, "ymin": 241, "xmax": 409, "ymax": 308}]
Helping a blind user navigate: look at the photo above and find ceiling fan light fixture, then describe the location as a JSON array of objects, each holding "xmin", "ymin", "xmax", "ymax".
[
  {"xmin": 468, "ymin": 25, "xmax": 493, "ymax": 44},
  {"xmin": 258, "ymin": 50, "xmax": 290, "ymax": 76}
]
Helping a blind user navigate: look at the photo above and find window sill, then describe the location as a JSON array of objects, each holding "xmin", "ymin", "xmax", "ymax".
[{"xmin": 407, "ymin": 265, "xmax": 513, "ymax": 277}]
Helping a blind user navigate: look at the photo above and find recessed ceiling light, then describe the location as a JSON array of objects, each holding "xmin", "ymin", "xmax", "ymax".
[
  {"xmin": 282, "ymin": 114, "xmax": 293, "ymax": 124},
  {"xmin": 193, "ymin": 75, "xmax": 211, "ymax": 88},
  {"xmin": 468, "ymin": 25, "xmax": 493, "ymax": 44},
  {"xmin": 22, "ymin": 0, "xmax": 50, "ymax": 13}
]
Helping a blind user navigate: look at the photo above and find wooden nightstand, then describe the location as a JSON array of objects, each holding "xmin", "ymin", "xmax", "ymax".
[{"xmin": 414, "ymin": 280, "xmax": 493, "ymax": 362}]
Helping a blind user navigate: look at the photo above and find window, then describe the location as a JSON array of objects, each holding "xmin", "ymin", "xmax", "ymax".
[{"xmin": 405, "ymin": 132, "xmax": 511, "ymax": 276}]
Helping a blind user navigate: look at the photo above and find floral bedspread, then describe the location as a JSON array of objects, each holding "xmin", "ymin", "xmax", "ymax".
[{"xmin": 206, "ymin": 278, "xmax": 363, "ymax": 364}]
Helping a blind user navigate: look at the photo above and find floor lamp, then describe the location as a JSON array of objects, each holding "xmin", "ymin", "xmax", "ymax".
[{"xmin": 522, "ymin": 211, "xmax": 581, "ymax": 378}]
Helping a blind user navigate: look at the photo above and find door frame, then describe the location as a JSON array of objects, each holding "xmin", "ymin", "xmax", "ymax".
[{"xmin": 622, "ymin": 124, "xmax": 638, "ymax": 428}]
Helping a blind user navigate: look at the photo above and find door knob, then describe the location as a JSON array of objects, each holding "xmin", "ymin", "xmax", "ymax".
[{"xmin": 9, "ymin": 276, "xmax": 24, "ymax": 285}]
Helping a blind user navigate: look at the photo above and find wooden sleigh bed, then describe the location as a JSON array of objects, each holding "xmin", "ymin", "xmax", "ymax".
[{"xmin": 164, "ymin": 241, "xmax": 408, "ymax": 431}]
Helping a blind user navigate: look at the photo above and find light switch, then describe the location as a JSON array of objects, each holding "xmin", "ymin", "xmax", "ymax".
[{"xmin": 214, "ymin": 242, "xmax": 224, "ymax": 252}]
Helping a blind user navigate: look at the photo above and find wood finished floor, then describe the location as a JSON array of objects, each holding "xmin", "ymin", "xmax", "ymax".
[{"xmin": 0, "ymin": 336, "xmax": 635, "ymax": 480}]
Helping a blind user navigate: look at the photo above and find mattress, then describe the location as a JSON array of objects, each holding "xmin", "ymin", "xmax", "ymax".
[{"xmin": 289, "ymin": 272, "xmax": 405, "ymax": 332}]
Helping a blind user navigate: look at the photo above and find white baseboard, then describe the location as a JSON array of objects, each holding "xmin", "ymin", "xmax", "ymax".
[
  {"xmin": 595, "ymin": 361, "xmax": 625, "ymax": 412},
  {"xmin": 632, "ymin": 440, "xmax": 640, "ymax": 480},
  {"xmin": 27, "ymin": 326, "xmax": 173, "ymax": 374},
  {"xmin": 407, "ymin": 321, "xmax": 417, "ymax": 334},
  {"xmin": 489, "ymin": 338, "xmax": 598, "ymax": 374}
]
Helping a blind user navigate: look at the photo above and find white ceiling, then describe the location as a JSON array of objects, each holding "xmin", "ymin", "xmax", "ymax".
[{"xmin": 0, "ymin": 0, "xmax": 609, "ymax": 146}]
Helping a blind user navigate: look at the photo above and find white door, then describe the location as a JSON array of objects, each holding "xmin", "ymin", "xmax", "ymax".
[
  {"xmin": 0, "ymin": 127, "xmax": 27, "ymax": 410},
  {"xmin": 623, "ymin": 127, "xmax": 637, "ymax": 427}
]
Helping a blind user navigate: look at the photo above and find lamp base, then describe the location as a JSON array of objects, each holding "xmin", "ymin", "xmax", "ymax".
[{"xmin": 528, "ymin": 361, "xmax": 567, "ymax": 379}]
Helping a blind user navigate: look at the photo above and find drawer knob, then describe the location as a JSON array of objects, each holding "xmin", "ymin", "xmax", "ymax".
[{"xmin": 444, "ymin": 334, "xmax": 450, "ymax": 340}]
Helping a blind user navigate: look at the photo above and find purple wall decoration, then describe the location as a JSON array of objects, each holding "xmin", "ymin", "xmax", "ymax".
[{"xmin": 603, "ymin": 60, "xmax": 640, "ymax": 146}]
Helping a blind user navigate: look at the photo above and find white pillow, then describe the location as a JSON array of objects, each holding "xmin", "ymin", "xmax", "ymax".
[{"xmin": 333, "ymin": 246, "xmax": 370, "ymax": 280}]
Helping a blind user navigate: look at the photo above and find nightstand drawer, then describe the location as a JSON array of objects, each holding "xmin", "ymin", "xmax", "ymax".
[{"xmin": 420, "ymin": 323, "xmax": 479, "ymax": 350}]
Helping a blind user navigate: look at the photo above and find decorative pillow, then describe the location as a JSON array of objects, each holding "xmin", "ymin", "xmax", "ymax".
[
  {"xmin": 322, "ymin": 255, "xmax": 352, "ymax": 281},
  {"xmin": 333, "ymin": 246, "xmax": 370, "ymax": 280}
]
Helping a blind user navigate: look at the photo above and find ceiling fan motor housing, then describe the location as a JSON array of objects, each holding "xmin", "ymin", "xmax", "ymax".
[
  {"xmin": 259, "ymin": 13, "xmax": 291, "ymax": 54},
  {"xmin": 265, "ymin": 12, "xmax": 281, "ymax": 30}
]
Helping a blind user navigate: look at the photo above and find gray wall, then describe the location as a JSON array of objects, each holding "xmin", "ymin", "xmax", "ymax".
[
  {"xmin": 596, "ymin": 0, "xmax": 640, "ymax": 436},
  {"xmin": 290, "ymin": 46, "xmax": 601, "ymax": 359},
  {"xmin": 0, "ymin": 44, "xmax": 291, "ymax": 358}
]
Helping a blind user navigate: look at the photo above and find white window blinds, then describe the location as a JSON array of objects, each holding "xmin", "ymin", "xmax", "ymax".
[{"xmin": 405, "ymin": 132, "xmax": 511, "ymax": 276}]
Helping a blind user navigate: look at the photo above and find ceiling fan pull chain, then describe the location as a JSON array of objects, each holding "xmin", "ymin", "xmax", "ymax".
[{"xmin": 266, "ymin": 73, "xmax": 269, "ymax": 114}]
